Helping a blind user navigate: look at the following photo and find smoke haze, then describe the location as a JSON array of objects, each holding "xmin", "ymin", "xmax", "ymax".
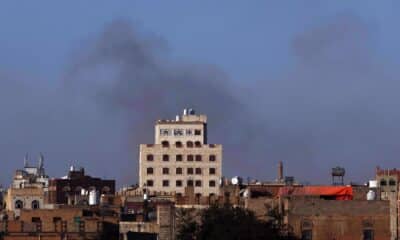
[{"xmin": 1, "ymin": 13, "xmax": 399, "ymax": 186}]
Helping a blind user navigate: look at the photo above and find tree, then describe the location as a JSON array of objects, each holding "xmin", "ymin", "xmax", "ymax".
[{"xmin": 176, "ymin": 205, "xmax": 283, "ymax": 240}]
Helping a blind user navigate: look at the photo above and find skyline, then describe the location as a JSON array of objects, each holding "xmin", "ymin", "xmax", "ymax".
[{"xmin": 1, "ymin": 1, "xmax": 400, "ymax": 186}]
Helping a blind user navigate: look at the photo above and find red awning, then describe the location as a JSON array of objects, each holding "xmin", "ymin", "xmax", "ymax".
[{"xmin": 278, "ymin": 186, "xmax": 353, "ymax": 200}]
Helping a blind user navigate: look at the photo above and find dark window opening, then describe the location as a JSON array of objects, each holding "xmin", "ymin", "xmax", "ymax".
[
  {"xmin": 146, "ymin": 180, "xmax": 154, "ymax": 187},
  {"xmin": 187, "ymin": 141, "xmax": 193, "ymax": 148},
  {"xmin": 176, "ymin": 168, "xmax": 183, "ymax": 174},
  {"xmin": 195, "ymin": 168, "xmax": 202, "ymax": 175},
  {"xmin": 389, "ymin": 179, "xmax": 396, "ymax": 186},
  {"xmin": 209, "ymin": 168, "xmax": 216, "ymax": 175},
  {"xmin": 176, "ymin": 180, "xmax": 183, "ymax": 187},
  {"xmin": 176, "ymin": 141, "xmax": 183, "ymax": 147},
  {"xmin": 31, "ymin": 200, "xmax": 40, "ymax": 209},
  {"xmin": 15, "ymin": 200, "xmax": 23, "ymax": 209},
  {"xmin": 380, "ymin": 180, "xmax": 387, "ymax": 186},
  {"xmin": 195, "ymin": 180, "xmax": 202, "ymax": 187},
  {"xmin": 147, "ymin": 168, "xmax": 154, "ymax": 175},
  {"xmin": 187, "ymin": 180, "xmax": 194, "ymax": 187},
  {"xmin": 209, "ymin": 180, "xmax": 216, "ymax": 187},
  {"xmin": 162, "ymin": 168, "xmax": 169, "ymax": 175},
  {"xmin": 176, "ymin": 155, "xmax": 183, "ymax": 161},
  {"xmin": 195, "ymin": 155, "xmax": 202, "ymax": 161},
  {"xmin": 146, "ymin": 154, "xmax": 154, "ymax": 161},
  {"xmin": 301, "ymin": 229, "xmax": 312, "ymax": 240},
  {"xmin": 187, "ymin": 155, "xmax": 194, "ymax": 161},
  {"xmin": 363, "ymin": 229, "xmax": 374, "ymax": 240},
  {"xmin": 187, "ymin": 168, "xmax": 194, "ymax": 175},
  {"xmin": 162, "ymin": 180, "xmax": 169, "ymax": 187},
  {"xmin": 209, "ymin": 155, "xmax": 216, "ymax": 162},
  {"xmin": 195, "ymin": 141, "xmax": 201, "ymax": 147},
  {"xmin": 161, "ymin": 141, "xmax": 169, "ymax": 147},
  {"xmin": 163, "ymin": 154, "xmax": 169, "ymax": 161},
  {"xmin": 195, "ymin": 130, "xmax": 201, "ymax": 135}
]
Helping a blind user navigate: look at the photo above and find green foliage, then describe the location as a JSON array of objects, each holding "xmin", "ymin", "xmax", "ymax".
[{"xmin": 176, "ymin": 205, "xmax": 283, "ymax": 240}]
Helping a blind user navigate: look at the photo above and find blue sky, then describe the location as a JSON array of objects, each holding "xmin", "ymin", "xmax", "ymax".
[{"xmin": 1, "ymin": 1, "xmax": 400, "ymax": 186}]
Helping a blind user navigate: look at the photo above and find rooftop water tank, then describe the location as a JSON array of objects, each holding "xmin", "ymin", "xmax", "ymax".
[{"xmin": 367, "ymin": 190, "xmax": 376, "ymax": 201}]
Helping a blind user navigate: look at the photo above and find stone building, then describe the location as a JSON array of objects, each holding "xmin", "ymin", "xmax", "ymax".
[
  {"xmin": 47, "ymin": 166, "xmax": 115, "ymax": 205},
  {"xmin": 281, "ymin": 196, "xmax": 391, "ymax": 240},
  {"xmin": 0, "ymin": 206, "xmax": 119, "ymax": 240},
  {"xmin": 5, "ymin": 154, "xmax": 50, "ymax": 212},
  {"xmin": 139, "ymin": 109, "xmax": 222, "ymax": 197}
]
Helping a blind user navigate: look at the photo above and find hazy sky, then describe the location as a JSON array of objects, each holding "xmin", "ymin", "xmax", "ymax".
[{"xmin": 1, "ymin": 1, "xmax": 400, "ymax": 187}]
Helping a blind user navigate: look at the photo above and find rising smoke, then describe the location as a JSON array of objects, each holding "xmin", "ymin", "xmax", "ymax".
[{"xmin": 1, "ymin": 14, "xmax": 398, "ymax": 186}]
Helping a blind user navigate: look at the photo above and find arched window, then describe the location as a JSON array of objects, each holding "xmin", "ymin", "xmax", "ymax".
[
  {"xmin": 389, "ymin": 179, "xmax": 396, "ymax": 186},
  {"xmin": 146, "ymin": 154, "xmax": 154, "ymax": 161},
  {"xmin": 15, "ymin": 200, "xmax": 23, "ymax": 209},
  {"xmin": 102, "ymin": 186, "xmax": 111, "ymax": 194},
  {"xmin": 161, "ymin": 141, "xmax": 169, "ymax": 147},
  {"xmin": 186, "ymin": 141, "xmax": 193, "ymax": 148},
  {"xmin": 195, "ymin": 141, "xmax": 201, "ymax": 147},
  {"xmin": 31, "ymin": 200, "xmax": 40, "ymax": 209},
  {"xmin": 175, "ymin": 141, "xmax": 183, "ymax": 148},
  {"xmin": 380, "ymin": 180, "xmax": 387, "ymax": 186}
]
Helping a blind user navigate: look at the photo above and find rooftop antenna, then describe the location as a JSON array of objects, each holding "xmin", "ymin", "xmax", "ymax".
[
  {"xmin": 24, "ymin": 153, "xmax": 29, "ymax": 168},
  {"xmin": 38, "ymin": 153, "xmax": 44, "ymax": 169}
]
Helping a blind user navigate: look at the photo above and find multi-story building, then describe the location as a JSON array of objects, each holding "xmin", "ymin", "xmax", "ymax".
[
  {"xmin": 48, "ymin": 166, "xmax": 115, "ymax": 205},
  {"xmin": 139, "ymin": 109, "xmax": 222, "ymax": 197},
  {"xmin": 6, "ymin": 154, "xmax": 50, "ymax": 212}
]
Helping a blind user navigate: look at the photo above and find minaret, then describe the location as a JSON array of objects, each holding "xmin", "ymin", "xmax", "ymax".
[
  {"xmin": 24, "ymin": 153, "xmax": 29, "ymax": 168},
  {"xmin": 278, "ymin": 161, "xmax": 284, "ymax": 182},
  {"xmin": 38, "ymin": 153, "xmax": 45, "ymax": 176}
]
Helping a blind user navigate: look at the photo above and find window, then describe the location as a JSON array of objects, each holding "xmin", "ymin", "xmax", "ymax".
[
  {"xmin": 187, "ymin": 168, "xmax": 194, "ymax": 175},
  {"xmin": 163, "ymin": 154, "xmax": 169, "ymax": 161},
  {"xmin": 186, "ymin": 129, "xmax": 193, "ymax": 135},
  {"xmin": 301, "ymin": 230, "xmax": 312, "ymax": 240},
  {"xmin": 31, "ymin": 200, "xmax": 40, "ymax": 209},
  {"xmin": 160, "ymin": 129, "xmax": 170, "ymax": 136},
  {"xmin": 380, "ymin": 180, "xmax": 387, "ymax": 186},
  {"xmin": 195, "ymin": 129, "xmax": 201, "ymax": 135},
  {"xmin": 176, "ymin": 180, "xmax": 183, "ymax": 187},
  {"xmin": 195, "ymin": 168, "xmax": 202, "ymax": 175},
  {"xmin": 15, "ymin": 200, "xmax": 23, "ymax": 209},
  {"xmin": 32, "ymin": 217, "xmax": 41, "ymax": 223},
  {"xmin": 389, "ymin": 179, "xmax": 396, "ymax": 186},
  {"xmin": 146, "ymin": 154, "xmax": 154, "ymax": 161},
  {"xmin": 209, "ymin": 155, "xmax": 216, "ymax": 162},
  {"xmin": 147, "ymin": 167, "xmax": 154, "ymax": 175},
  {"xmin": 363, "ymin": 229, "xmax": 373, "ymax": 240},
  {"xmin": 209, "ymin": 180, "xmax": 216, "ymax": 187},
  {"xmin": 176, "ymin": 168, "xmax": 183, "ymax": 175},
  {"xmin": 176, "ymin": 154, "xmax": 183, "ymax": 161},
  {"xmin": 195, "ymin": 155, "xmax": 202, "ymax": 161},
  {"xmin": 162, "ymin": 168, "xmax": 169, "ymax": 175},
  {"xmin": 187, "ymin": 155, "xmax": 194, "ymax": 161},
  {"xmin": 161, "ymin": 141, "xmax": 169, "ymax": 147},
  {"xmin": 195, "ymin": 141, "xmax": 201, "ymax": 147},
  {"xmin": 187, "ymin": 180, "xmax": 194, "ymax": 187},
  {"xmin": 195, "ymin": 180, "xmax": 202, "ymax": 187},
  {"xmin": 209, "ymin": 168, "xmax": 216, "ymax": 175},
  {"xmin": 175, "ymin": 141, "xmax": 183, "ymax": 148},
  {"xmin": 174, "ymin": 129, "xmax": 184, "ymax": 136},
  {"xmin": 187, "ymin": 141, "xmax": 193, "ymax": 148},
  {"xmin": 146, "ymin": 180, "xmax": 154, "ymax": 187},
  {"xmin": 53, "ymin": 217, "xmax": 62, "ymax": 223},
  {"xmin": 163, "ymin": 180, "xmax": 169, "ymax": 187}
]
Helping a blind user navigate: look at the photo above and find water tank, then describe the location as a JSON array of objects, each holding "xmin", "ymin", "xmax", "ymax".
[
  {"xmin": 89, "ymin": 190, "xmax": 99, "ymax": 206},
  {"xmin": 81, "ymin": 188, "xmax": 87, "ymax": 196},
  {"xmin": 367, "ymin": 190, "xmax": 376, "ymax": 200},
  {"xmin": 231, "ymin": 176, "xmax": 243, "ymax": 185},
  {"xmin": 369, "ymin": 180, "xmax": 378, "ymax": 188},
  {"xmin": 183, "ymin": 109, "xmax": 188, "ymax": 115}
]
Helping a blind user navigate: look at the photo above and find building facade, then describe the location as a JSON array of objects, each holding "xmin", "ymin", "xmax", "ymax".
[
  {"xmin": 6, "ymin": 154, "xmax": 50, "ymax": 212},
  {"xmin": 48, "ymin": 167, "xmax": 115, "ymax": 205},
  {"xmin": 139, "ymin": 109, "xmax": 222, "ymax": 197}
]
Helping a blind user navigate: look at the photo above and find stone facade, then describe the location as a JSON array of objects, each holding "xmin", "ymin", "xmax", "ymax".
[
  {"xmin": 139, "ymin": 109, "xmax": 222, "ymax": 197},
  {"xmin": 282, "ymin": 196, "xmax": 391, "ymax": 240}
]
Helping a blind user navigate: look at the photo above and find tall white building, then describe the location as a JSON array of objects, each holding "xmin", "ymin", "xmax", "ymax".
[{"xmin": 139, "ymin": 109, "xmax": 222, "ymax": 197}]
